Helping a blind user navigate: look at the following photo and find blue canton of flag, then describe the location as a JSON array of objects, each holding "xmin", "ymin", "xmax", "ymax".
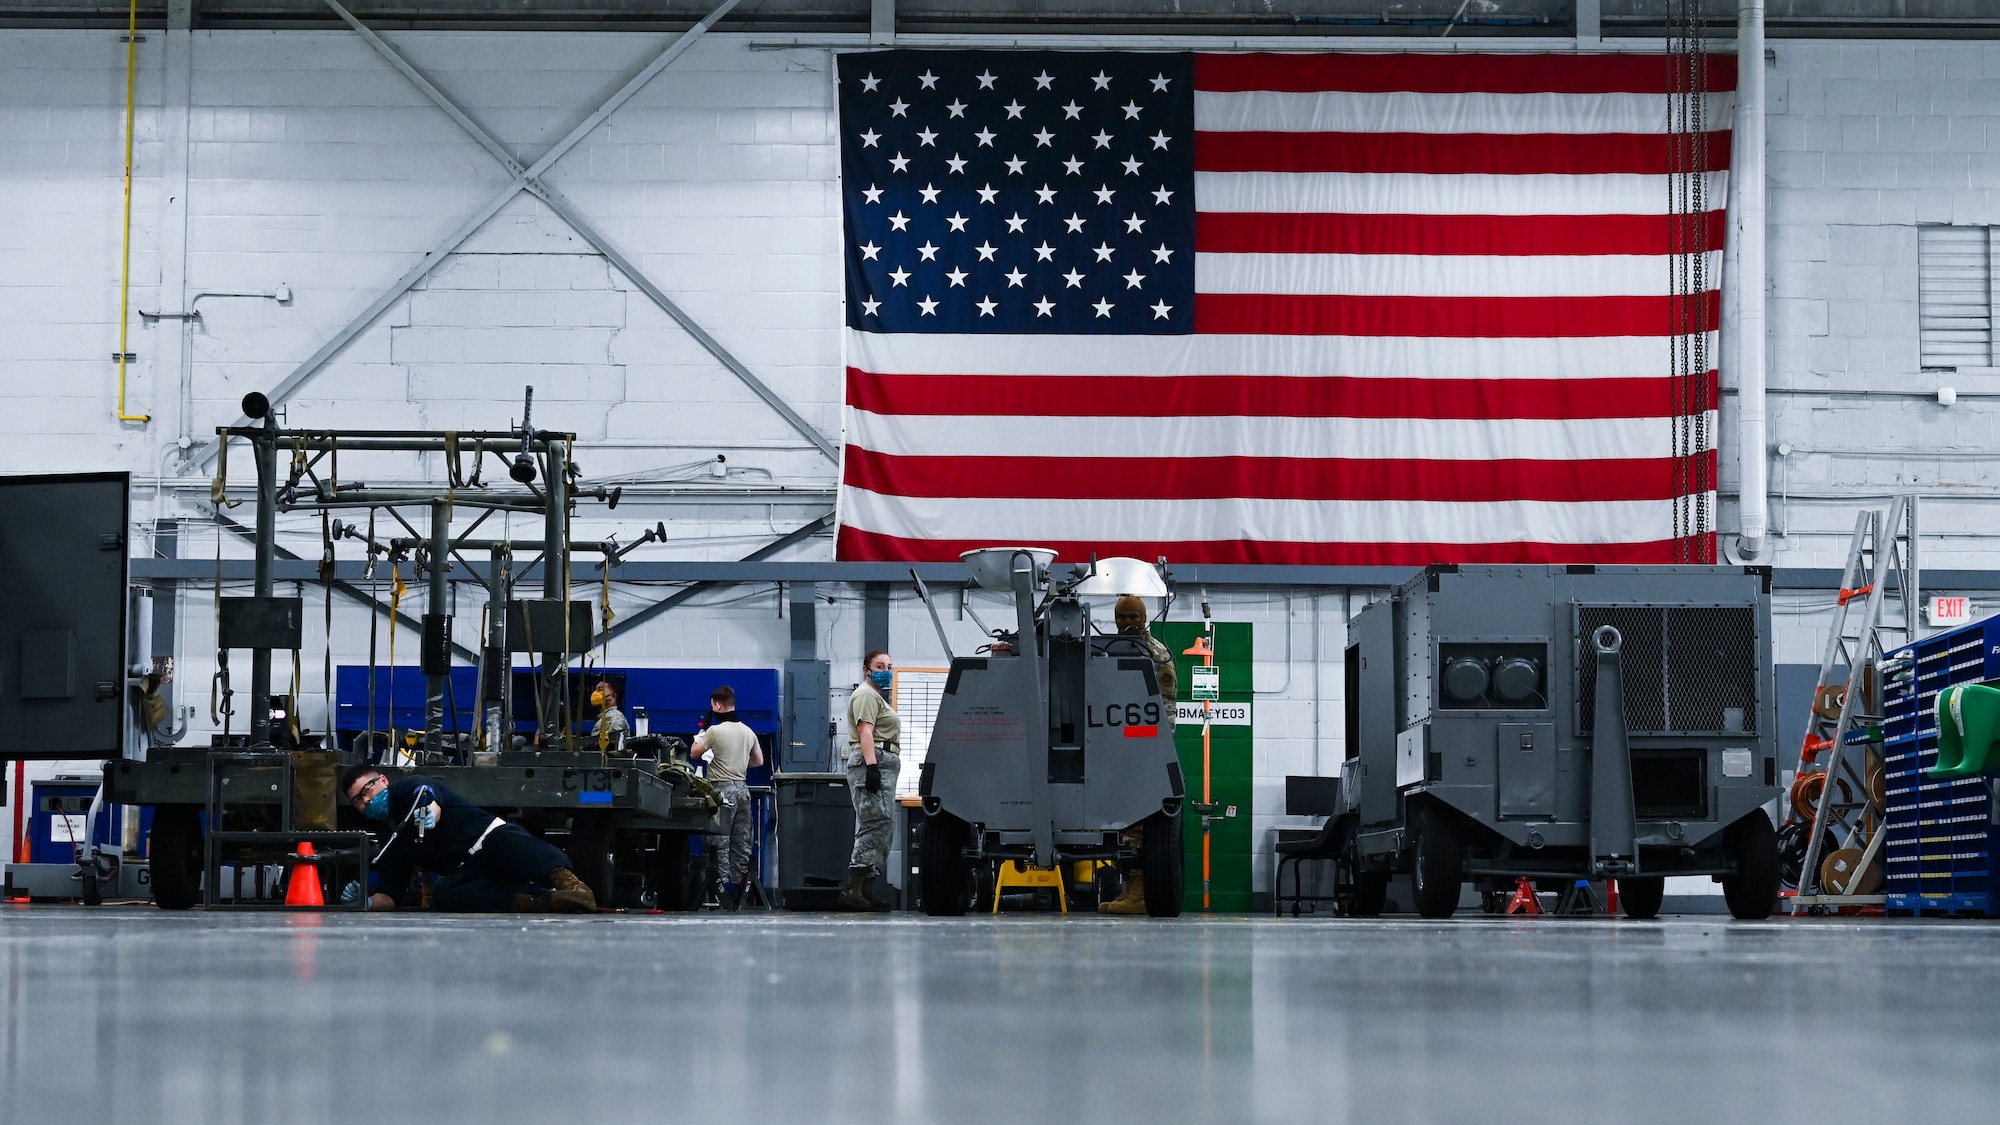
[{"xmin": 839, "ymin": 51, "xmax": 1196, "ymax": 334}]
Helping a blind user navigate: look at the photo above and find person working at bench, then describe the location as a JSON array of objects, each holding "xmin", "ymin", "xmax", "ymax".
[
  {"xmin": 691, "ymin": 684, "xmax": 764, "ymax": 909},
  {"xmin": 339, "ymin": 765, "xmax": 599, "ymax": 913}
]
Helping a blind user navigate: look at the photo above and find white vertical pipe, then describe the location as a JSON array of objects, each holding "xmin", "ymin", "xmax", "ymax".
[{"xmin": 1734, "ymin": 0, "xmax": 1769, "ymax": 559}]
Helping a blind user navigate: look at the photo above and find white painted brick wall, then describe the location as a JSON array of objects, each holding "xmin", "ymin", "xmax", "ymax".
[{"xmin": 2, "ymin": 29, "xmax": 1995, "ymax": 892}]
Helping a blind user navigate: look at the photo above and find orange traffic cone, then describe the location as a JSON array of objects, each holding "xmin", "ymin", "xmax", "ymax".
[
  {"xmin": 285, "ymin": 842, "xmax": 325, "ymax": 907},
  {"xmin": 1504, "ymin": 875, "xmax": 1542, "ymax": 916}
]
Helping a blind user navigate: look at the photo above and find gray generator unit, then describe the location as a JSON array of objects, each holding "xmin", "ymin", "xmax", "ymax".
[
  {"xmin": 916, "ymin": 549, "xmax": 1185, "ymax": 917},
  {"xmin": 1337, "ymin": 565, "xmax": 1782, "ymax": 920}
]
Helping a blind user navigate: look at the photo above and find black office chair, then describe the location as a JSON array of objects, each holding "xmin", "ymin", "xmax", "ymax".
[{"xmin": 1272, "ymin": 775, "xmax": 1346, "ymax": 917}]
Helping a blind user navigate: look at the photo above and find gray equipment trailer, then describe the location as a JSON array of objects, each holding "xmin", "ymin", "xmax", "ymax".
[
  {"xmin": 1336, "ymin": 565, "xmax": 1783, "ymax": 920},
  {"xmin": 914, "ymin": 549, "xmax": 1186, "ymax": 917}
]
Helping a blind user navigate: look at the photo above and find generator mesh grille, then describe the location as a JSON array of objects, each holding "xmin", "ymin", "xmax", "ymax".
[{"xmin": 1577, "ymin": 606, "xmax": 1757, "ymax": 734}]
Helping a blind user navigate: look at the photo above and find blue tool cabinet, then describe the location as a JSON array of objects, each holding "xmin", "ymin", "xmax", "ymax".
[{"xmin": 1881, "ymin": 616, "xmax": 2000, "ymax": 916}]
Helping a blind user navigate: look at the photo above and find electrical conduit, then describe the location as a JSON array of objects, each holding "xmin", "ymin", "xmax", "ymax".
[{"xmin": 115, "ymin": 0, "xmax": 150, "ymax": 424}]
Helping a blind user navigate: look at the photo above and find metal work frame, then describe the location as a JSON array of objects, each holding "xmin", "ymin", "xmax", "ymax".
[
  {"xmin": 192, "ymin": 0, "xmax": 835, "ymax": 467},
  {"xmin": 220, "ymin": 414, "xmax": 590, "ymax": 754}
]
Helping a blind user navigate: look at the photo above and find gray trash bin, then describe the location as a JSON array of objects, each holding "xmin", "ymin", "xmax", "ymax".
[{"xmin": 774, "ymin": 772, "xmax": 856, "ymax": 910}]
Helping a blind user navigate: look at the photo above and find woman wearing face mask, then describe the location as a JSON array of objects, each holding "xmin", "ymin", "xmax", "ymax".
[
  {"xmin": 591, "ymin": 680, "xmax": 630, "ymax": 757},
  {"xmin": 839, "ymin": 650, "xmax": 900, "ymax": 911}
]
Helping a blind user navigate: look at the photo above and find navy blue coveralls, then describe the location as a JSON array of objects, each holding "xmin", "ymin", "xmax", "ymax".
[{"xmin": 374, "ymin": 776, "xmax": 573, "ymax": 911}]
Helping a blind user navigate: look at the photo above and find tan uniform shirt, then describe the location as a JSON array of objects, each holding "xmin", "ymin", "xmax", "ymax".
[
  {"xmin": 845, "ymin": 682, "xmax": 901, "ymax": 765},
  {"xmin": 694, "ymin": 719, "xmax": 760, "ymax": 784}
]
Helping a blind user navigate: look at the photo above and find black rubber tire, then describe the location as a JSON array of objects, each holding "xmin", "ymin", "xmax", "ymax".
[
  {"xmin": 1722, "ymin": 813, "xmax": 1780, "ymax": 920},
  {"xmin": 1409, "ymin": 803, "xmax": 1463, "ymax": 919},
  {"xmin": 566, "ymin": 812, "xmax": 617, "ymax": 905},
  {"xmin": 147, "ymin": 805, "xmax": 203, "ymax": 910},
  {"xmin": 1141, "ymin": 811, "xmax": 1185, "ymax": 917},
  {"xmin": 919, "ymin": 813, "xmax": 973, "ymax": 917},
  {"xmin": 1348, "ymin": 870, "xmax": 1389, "ymax": 917},
  {"xmin": 1619, "ymin": 876, "xmax": 1666, "ymax": 920},
  {"xmin": 1775, "ymin": 820, "xmax": 1837, "ymax": 891}
]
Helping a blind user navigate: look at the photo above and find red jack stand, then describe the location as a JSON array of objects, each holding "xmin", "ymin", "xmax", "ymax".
[{"xmin": 1503, "ymin": 876, "xmax": 1543, "ymax": 915}]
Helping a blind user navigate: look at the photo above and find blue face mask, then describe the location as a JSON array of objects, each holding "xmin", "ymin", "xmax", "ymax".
[
  {"xmin": 868, "ymin": 669, "xmax": 893, "ymax": 691},
  {"xmin": 362, "ymin": 789, "xmax": 390, "ymax": 821}
]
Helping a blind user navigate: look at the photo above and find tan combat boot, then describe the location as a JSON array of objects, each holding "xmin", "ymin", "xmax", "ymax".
[
  {"xmin": 546, "ymin": 867, "xmax": 599, "ymax": 913},
  {"xmin": 1099, "ymin": 871, "xmax": 1147, "ymax": 915},
  {"xmin": 838, "ymin": 866, "xmax": 888, "ymax": 912}
]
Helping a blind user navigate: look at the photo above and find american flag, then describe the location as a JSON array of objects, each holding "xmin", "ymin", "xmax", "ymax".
[{"xmin": 834, "ymin": 51, "xmax": 1735, "ymax": 565}]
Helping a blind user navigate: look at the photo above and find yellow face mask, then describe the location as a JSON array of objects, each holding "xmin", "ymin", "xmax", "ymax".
[{"xmin": 590, "ymin": 690, "xmax": 606, "ymax": 708}]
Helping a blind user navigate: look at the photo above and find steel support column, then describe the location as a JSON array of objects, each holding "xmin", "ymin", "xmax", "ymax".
[{"xmin": 864, "ymin": 583, "xmax": 890, "ymax": 665}]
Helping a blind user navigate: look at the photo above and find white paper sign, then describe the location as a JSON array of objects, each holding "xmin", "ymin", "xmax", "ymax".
[
  {"xmin": 1175, "ymin": 701, "xmax": 1252, "ymax": 726},
  {"xmin": 50, "ymin": 814, "xmax": 87, "ymax": 843}
]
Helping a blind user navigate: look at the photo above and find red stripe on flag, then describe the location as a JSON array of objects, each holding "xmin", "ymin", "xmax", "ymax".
[
  {"xmin": 1195, "ymin": 130, "xmax": 1733, "ymax": 176},
  {"xmin": 843, "ymin": 448, "xmax": 1717, "ymax": 504},
  {"xmin": 836, "ymin": 526, "xmax": 1718, "ymax": 566},
  {"xmin": 845, "ymin": 369, "xmax": 1719, "ymax": 421},
  {"xmin": 1195, "ymin": 291, "xmax": 1722, "ymax": 338},
  {"xmin": 1194, "ymin": 52, "xmax": 1737, "ymax": 95},
  {"xmin": 1194, "ymin": 211, "xmax": 1728, "ymax": 257}
]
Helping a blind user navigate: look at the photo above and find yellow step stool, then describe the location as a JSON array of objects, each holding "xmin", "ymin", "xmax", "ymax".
[{"xmin": 992, "ymin": 860, "xmax": 1067, "ymax": 914}]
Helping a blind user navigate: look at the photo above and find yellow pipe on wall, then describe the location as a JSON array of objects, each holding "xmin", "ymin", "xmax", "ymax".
[{"xmin": 115, "ymin": 0, "xmax": 150, "ymax": 424}]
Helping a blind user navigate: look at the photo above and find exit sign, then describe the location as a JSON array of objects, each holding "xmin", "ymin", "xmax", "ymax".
[{"xmin": 1929, "ymin": 596, "xmax": 1973, "ymax": 626}]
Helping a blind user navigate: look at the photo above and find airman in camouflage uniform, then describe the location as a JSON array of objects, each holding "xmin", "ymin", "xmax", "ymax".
[{"xmin": 841, "ymin": 650, "xmax": 902, "ymax": 911}]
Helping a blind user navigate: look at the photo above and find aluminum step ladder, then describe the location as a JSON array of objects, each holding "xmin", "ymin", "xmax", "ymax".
[{"xmin": 1786, "ymin": 496, "xmax": 1918, "ymax": 914}]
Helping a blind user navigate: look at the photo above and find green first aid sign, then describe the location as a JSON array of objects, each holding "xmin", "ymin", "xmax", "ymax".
[{"xmin": 1190, "ymin": 664, "xmax": 1219, "ymax": 700}]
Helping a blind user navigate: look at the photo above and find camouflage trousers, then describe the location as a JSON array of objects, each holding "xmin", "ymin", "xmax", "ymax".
[
  {"xmin": 707, "ymin": 780, "xmax": 755, "ymax": 886},
  {"xmin": 846, "ymin": 751, "xmax": 902, "ymax": 873}
]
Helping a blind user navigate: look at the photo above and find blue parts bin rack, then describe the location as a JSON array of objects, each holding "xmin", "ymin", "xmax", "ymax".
[{"xmin": 1881, "ymin": 613, "xmax": 2000, "ymax": 917}]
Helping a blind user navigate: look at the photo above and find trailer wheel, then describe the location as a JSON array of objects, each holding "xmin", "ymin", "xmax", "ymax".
[
  {"xmin": 567, "ymin": 812, "xmax": 617, "ymax": 905},
  {"xmin": 1142, "ymin": 811, "xmax": 1184, "ymax": 917},
  {"xmin": 918, "ymin": 813, "xmax": 973, "ymax": 916},
  {"xmin": 1722, "ymin": 813, "xmax": 1780, "ymax": 920},
  {"xmin": 1409, "ymin": 804, "xmax": 1463, "ymax": 919},
  {"xmin": 148, "ymin": 806, "xmax": 203, "ymax": 910},
  {"xmin": 1619, "ymin": 876, "xmax": 1666, "ymax": 920}
]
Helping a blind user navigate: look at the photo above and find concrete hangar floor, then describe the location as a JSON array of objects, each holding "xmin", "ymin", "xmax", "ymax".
[{"xmin": 3, "ymin": 909, "xmax": 1997, "ymax": 1124}]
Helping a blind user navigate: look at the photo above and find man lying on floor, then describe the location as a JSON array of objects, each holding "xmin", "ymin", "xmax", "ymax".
[{"xmin": 338, "ymin": 765, "xmax": 598, "ymax": 913}]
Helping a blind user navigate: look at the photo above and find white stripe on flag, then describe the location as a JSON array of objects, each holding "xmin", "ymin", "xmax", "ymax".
[
  {"xmin": 1194, "ymin": 90, "xmax": 1737, "ymax": 136},
  {"xmin": 840, "ymin": 486, "xmax": 1680, "ymax": 546},
  {"xmin": 1195, "ymin": 170, "xmax": 1731, "ymax": 216},
  {"xmin": 845, "ymin": 409, "xmax": 1715, "ymax": 462},
  {"xmin": 844, "ymin": 329, "xmax": 1717, "ymax": 381},
  {"xmin": 1194, "ymin": 251, "xmax": 1724, "ymax": 299}
]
